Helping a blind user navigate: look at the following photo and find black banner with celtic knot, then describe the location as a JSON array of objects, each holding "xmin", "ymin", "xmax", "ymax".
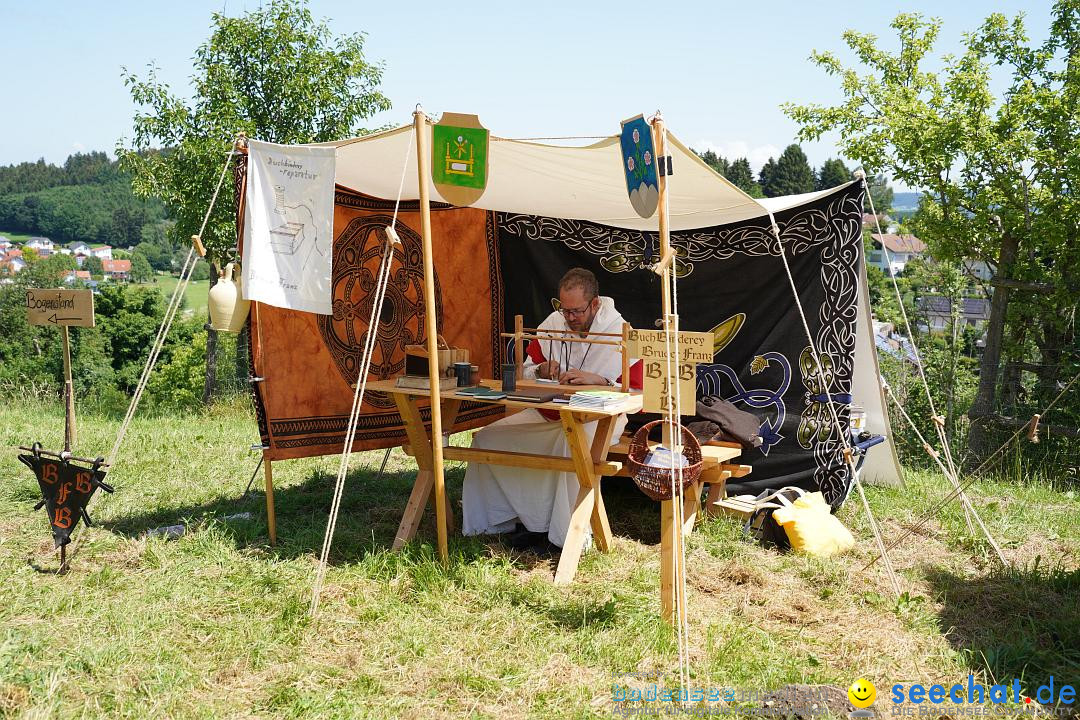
[{"xmin": 495, "ymin": 182, "xmax": 864, "ymax": 506}]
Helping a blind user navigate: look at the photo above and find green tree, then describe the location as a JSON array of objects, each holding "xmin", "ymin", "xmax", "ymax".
[
  {"xmin": 119, "ymin": 0, "xmax": 391, "ymax": 404},
  {"xmin": 695, "ymin": 149, "xmax": 729, "ymax": 177},
  {"xmin": 867, "ymin": 173, "xmax": 894, "ymax": 215},
  {"xmin": 190, "ymin": 259, "xmax": 211, "ymax": 281},
  {"xmin": 94, "ymin": 285, "xmax": 169, "ymax": 389},
  {"xmin": 147, "ymin": 329, "xmax": 208, "ymax": 411},
  {"xmin": 130, "ymin": 250, "xmax": 153, "ymax": 283},
  {"xmin": 758, "ymin": 157, "xmax": 778, "ymax": 196},
  {"xmin": 816, "ymin": 158, "xmax": 851, "ymax": 190},
  {"xmin": 137, "ymin": 220, "xmax": 177, "ymax": 271},
  {"xmin": 83, "ymin": 255, "xmax": 104, "ymax": 278},
  {"xmin": 727, "ymin": 158, "xmax": 763, "ymax": 197},
  {"xmin": 784, "ymin": 5, "xmax": 1080, "ymax": 457},
  {"xmin": 765, "ymin": 144, "xmax": 816, "ymax": 197}
]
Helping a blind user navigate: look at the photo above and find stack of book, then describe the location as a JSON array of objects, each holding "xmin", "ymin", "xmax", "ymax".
[
  {"xmin": 395, "ymin": 375, "xmax": 457, "ymax": 390},
  {"xmin": 568, "ymin": 390, "xmax": 635, "ymax": 411}
]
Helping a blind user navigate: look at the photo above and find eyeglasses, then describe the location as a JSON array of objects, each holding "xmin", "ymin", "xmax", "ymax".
[{"xmin": 551, "ymin": 297, "xmax": 594, "ymax": 319}]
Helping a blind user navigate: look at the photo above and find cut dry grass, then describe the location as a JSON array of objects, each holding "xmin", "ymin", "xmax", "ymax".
[{"xmin": 1, "ymin": 398, "xmax": 1077, "ymax": 718}]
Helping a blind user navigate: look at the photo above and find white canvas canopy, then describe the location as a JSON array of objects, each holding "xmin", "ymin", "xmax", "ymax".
[
  {"xmin": 317, "ymin": 122, "xmax": 903, "ymax": 488},
  {"xmin": 323, "ymin": 124, "xmax": 840, "ymax": 231}
]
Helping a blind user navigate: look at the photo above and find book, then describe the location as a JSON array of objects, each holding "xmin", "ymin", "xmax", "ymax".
[
  {"xmin": 395, "ymin": 375, "xmax": 458, "ymax": 390},
  {"xmin": 504, "ymin": 389, "xmax": 560, "ymax": 403},
  {"xmin": 454, "ymin": 386, "xmax": 506, "ymax": 400}
]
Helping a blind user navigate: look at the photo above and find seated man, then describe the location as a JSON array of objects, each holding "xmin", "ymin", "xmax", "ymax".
[{"xmin": 462, "ymin": 267, "xmax": 640, "ymax": 551}]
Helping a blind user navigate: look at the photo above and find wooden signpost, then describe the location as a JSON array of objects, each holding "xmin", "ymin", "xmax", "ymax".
[
  {"xmin": 22, "ymin": 288, "xmax": 101, "ymax": 570},
  {"xmin": 26, "ymin": 289, "xmax": 95, "ymax": 451}
]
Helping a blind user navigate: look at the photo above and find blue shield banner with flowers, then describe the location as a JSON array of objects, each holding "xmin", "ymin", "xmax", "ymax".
[{"xmin": 619, "ymin": 115, "xmax": 659, "ymax": 218}]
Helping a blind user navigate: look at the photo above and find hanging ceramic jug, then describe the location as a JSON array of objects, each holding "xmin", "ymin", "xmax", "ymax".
[{"xmin": 208, "ymin": 262, "xmax": 251, "ymax": 333}]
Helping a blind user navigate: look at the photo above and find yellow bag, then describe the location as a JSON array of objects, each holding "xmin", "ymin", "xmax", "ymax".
[{"xmin": 771, "ymin": 491, "xmax": 855, "ymax": 557}]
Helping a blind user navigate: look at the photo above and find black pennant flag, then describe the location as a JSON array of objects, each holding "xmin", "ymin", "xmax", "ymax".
[{"xmin": 18, "ymin": 446, "xmax": 113, "ymax": 548}]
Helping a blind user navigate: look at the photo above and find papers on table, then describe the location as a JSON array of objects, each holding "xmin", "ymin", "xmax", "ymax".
[{"xmin": 567, "ymin": 390, "xmax": 636, "ymax": 412}]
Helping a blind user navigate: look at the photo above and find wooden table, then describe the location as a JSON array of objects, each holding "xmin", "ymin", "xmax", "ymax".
[{"xmin": 367, "ymin": 378, "xmax": 643, "ymax": 585}]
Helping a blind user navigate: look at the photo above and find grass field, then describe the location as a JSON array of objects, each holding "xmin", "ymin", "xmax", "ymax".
[
  {"xmin": 1, "ymin": 399, "xmax": 1078, "ymax": 718},
  {"xmin": 143, "ymin": 274, "xmax": 210, "ymax": 316},
  {"xmin": 0, "ymin": 230, "xmax": 43, "ymax": 245}
]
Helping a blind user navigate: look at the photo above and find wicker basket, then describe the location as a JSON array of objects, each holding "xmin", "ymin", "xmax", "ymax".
[{"xmin": 627, "ymin": 420, "xmax": 704, "ymax": 501}]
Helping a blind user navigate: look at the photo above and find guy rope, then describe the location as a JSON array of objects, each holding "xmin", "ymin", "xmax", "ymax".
[
  {"xmin": 865, "ymin": 367, "xmax": 1080, "ymax": 570},
  {"xmin": 106, "ymin": 136, "xmax": 242, "ymax": 469},
  {"xmin": 863, "ymin": 176, "xmax": 1006, "ymax": 567},
  {"xmin": 763, "ymin": 196, "xmax": 904, "ymax": 598},
  {"xmin": 309, "ymin": 130, "xmax": 414, "ymax": 616}
]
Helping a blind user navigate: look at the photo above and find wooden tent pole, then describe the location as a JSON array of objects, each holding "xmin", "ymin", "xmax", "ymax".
[
  {"xmin": 414, "ymin": 109, "xmax": 450, "ymax": 564},
  {"xmin": 515, "ymin": 314, "xmax": 525, "ymax": 379},
  {"xmin": 651, "ymin": 113, "xmax": 686, "ymax": 627}
]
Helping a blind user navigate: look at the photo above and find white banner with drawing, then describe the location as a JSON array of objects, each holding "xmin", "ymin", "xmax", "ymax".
[{"xmin": 243, "ymin": 139, "xmax": 335, "ymax": 314}]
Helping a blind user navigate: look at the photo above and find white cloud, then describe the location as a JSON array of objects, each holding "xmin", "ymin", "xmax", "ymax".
[
  {"xmin": 71, "ymin": 142, "xmax": 86, "ymax": 153},
  {"xmin": 692, "ymin": 139, "xmax": 782, "ymax": 173}
]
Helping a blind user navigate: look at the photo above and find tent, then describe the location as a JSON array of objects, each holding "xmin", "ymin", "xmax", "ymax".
[{"xmin": 241, "ymin": 120, "xmax": 903, "ymax": 507}]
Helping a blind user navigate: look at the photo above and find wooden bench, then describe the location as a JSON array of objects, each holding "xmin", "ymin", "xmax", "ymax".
[
  {"xmin": 604, "ymin": 433, "xmax": 752, "ymax": 535},
  {"xmin": 403, "ymin": 431, "xmax": 753, "ymax": 537}
]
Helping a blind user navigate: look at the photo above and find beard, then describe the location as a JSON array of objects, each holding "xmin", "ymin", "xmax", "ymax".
[{"xmin": 568, "ymin": 313, "xmax": 594, "ymax": 334}]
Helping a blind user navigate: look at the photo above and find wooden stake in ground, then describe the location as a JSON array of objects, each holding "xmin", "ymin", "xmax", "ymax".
[
  {"xmin": 414, "ymin": 108, "xmax": 450, "ymax": 564},
  {"xmin": 61, "ymin": 326, "xmax": 76, "ymax": 453}
]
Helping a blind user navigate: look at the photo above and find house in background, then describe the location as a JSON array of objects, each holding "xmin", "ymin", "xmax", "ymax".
[
  {"xmin": 873, "ymin": 319, "xmax": 921, "ymax": 366},
  {"xmin": 862, "ymin": 213, "xmax": 899, "ymax": 233},
  {"xmin": 63, "ymin": 270, "xmax": 92, "ymax": 284},
  {"xmin": 868, "ymin": 233, "xmax": 926, "ymax": 276},
  {"xmin": 25, "ymin": 237, "xmax": 54, "ymax": 257},
  {"xmin": 917, "ymin": 295, "xmax": 991, "ymax": 333},
  {"xmin": 1, "ymin": 248, "xmax": 26, "ymax": 275},
  {"xmin": 90, "ymin": 244, "xmax": 113, "ymax": 260},
  {"xmin": 962, "ymin": 258, "xmax": 994, "ymax": 283},
  {"xmin": 69, "ymin": 241, "xmax": 91, "ymax": 266},
  {"xmin": 102, "ymin": 258, "xmax": 131, "ymax": 281}
]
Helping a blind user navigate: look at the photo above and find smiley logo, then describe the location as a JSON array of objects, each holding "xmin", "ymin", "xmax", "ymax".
[
  {"xmin": 848, "ymin": 678, "xmax": 876, "ymax": 709},
  {"xmin": 842, "ymin": 682, "xmax": 876, "ymax": 708}
]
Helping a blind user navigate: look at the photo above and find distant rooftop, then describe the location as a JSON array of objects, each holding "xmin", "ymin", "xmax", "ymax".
[
  {"xmin": 918, "ymin": 295, "xmax": 990, "ymax": 320},
  {"xmin": 871, "ymin": 233, "xmax": 926, "ymax": 254}
]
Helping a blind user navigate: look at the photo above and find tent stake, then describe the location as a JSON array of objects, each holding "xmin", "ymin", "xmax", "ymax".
[{"xmin": 414, "ymin": 108, "xmax": 450, "ymax": 564}]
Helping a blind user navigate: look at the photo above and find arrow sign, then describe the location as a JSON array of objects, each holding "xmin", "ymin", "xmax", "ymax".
[{"xmin": 26, "ymin": 289, "xmax": 95, "ymax": 328}]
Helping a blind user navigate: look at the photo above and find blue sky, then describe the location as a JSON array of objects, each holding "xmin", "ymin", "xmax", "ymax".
[{"xmin": 0, "ymin": 1, "xmax": 1054, "ymax": 189}]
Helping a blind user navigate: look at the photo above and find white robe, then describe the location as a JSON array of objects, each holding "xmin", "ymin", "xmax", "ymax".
[{"xmin": 462, "ymin": 297, "xmax": 631, "ymax": 547}]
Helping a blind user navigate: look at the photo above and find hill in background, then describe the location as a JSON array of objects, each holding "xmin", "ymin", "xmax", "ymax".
[{"xmin": 0, "ymin": 151, "xmax": 166, "ymax": 248}]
